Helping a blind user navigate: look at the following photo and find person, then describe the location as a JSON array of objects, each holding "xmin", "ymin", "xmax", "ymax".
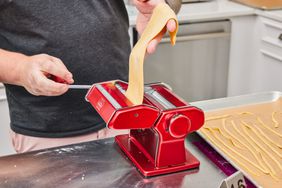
[{"xmin": 0, "ymin": 0, "xmax": 181, "ymax": 153}]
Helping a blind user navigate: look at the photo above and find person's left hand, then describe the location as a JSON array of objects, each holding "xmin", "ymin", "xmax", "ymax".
[{"xmin": 133, "ymin": 0, "xmax": 177, "ymax": 54}]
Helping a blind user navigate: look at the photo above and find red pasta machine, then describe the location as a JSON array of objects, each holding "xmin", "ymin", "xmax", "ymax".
[{"xmin": 86, "ymin": 80, "xmax": 205, "ymax": 177}]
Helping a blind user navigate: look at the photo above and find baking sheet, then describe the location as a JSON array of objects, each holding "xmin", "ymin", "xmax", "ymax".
[{"xmin": 191, "ymin": 91, "xmax": 282, "ymax": 188}]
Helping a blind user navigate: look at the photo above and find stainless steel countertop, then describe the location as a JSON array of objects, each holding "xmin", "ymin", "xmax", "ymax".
[{"xmin": 0, "ymin": 133, "xmax": 226, "ymax": 188}]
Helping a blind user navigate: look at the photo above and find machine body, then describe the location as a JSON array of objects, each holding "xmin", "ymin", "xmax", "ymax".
[{"xmin": 86, "ymin": 80, "xmax": 205, "ymax": 177}]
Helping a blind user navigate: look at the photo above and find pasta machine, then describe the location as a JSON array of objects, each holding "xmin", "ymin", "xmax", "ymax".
[{"xmin": 86, "ymin": 80, "xmax": 205, "ymax": 177}]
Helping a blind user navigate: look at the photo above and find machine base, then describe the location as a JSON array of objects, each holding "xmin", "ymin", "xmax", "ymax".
[{"xmin": 115, "ymin": 134, "xmax": 200, "ymax": 177}]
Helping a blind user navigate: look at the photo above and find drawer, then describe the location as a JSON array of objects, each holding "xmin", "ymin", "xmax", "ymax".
[
  {"xmin": 260, "ymin": 42, "xmax": 282, "ymax": 62},
  {"xmin": 260, "ymin": 17, "xmax": 282, "ymax": 61},
  {"xmin": 261, "ymin": 17, "xmax": 282, "ymax": 47}
]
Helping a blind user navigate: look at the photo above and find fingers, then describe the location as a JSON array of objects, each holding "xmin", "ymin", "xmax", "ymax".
[
  {"xmin": 166, "ymin": 19, "xmax": 177, "ymax": 33},
  {"xmin": 146, "ymin": 27, "xmax": 166, "ymax": 54},
  {"xmin": 147, "ymin": 38, "xmax": 160, "ymax": 54},
  {"xmin": 51, "ymin": 57, "xmax": 74, "ymax": 84},
  {"xmin": 39, "ymin": 56, "xmax": 74, "ymax": 84},
  {"xmin": 146, "ymin": 19, "xmax": 177, "ymax": 54},
  {"xmin": 26, "ymin": 73, "xmax": 68, "ymax": 96},
  {"xmin": 22, "ymin": 54, "xmax": 73, "ymax": 96},
  {"xmin": 33, "ymin": 71, "xmax": 69, "ymax": 96}
]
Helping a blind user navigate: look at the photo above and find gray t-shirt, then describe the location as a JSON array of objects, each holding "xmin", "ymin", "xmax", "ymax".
[{"xmin": 0, "ymin": 0, "xmax": 130, "ymax": 137}]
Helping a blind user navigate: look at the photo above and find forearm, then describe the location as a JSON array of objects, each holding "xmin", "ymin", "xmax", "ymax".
[
  {"xmin": 0, "ymin": 49, "xmax": 26, "ymax": 85},
  {"xmin": 165, "ymin": 0, "xmax": 181, "ymax": 14}
]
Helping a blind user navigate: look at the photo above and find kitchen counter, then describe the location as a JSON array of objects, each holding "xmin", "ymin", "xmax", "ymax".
[
  {"xmin": 127, "ymin": 0, "xmax": 282, "ymax": 26},
  {"xmin": 127, "ymin": 0, "xmax": 255, "ymax": 26},
  {"xmin": 0, "ymin": 134, "xmax": 227, "ymax": 188},
  {"xmin": 176, "ymin": 0, "xmax": 254, "ymax": 23}
]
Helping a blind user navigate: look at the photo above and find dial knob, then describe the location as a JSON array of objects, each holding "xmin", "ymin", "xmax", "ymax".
[{"xmin": 168, "ymin": 114, "xmax": 191, "ymax": 138}]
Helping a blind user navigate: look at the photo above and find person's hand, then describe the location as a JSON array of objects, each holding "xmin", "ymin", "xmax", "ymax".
[
  {"xmin": 19, "ymin": 54, "xmax": 74, "ymax": 96},
  {"xmin": 133, "ymin": 0, "xmax": 177, "ymax": 54}
]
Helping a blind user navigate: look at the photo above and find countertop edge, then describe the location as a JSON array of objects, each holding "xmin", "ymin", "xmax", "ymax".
[
  {"xmin": 128, "ymin": 1, "xmax": 282, "ymax": 27},
  {"xmin": 129, "ymin": 10, "xmax": 255, "ymax": 26},
  {"xmin": 178, "ymin": 10, "xmax": 256, "ymax": 23}
]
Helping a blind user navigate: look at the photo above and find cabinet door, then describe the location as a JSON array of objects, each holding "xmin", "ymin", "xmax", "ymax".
[
  {"xmin": 228, "ymin": 16, "xmax": 282, "ymax": 96},
  {"xmin": 257, "ymin": 52, "xmax": 282, "ymax": 91},
  {"xmin": 0, "ymin": 83, "xmax": 14, "ymax": 156},
  {"xmin": 257, "ymin": 17, "xmax": 282, "ymax": 92},
  {"xmin": 144, "ymin": 21, "xmax": 231, "ymax": 102},
  {"xmin": 0, "ymin": 99, "xmax": 15, "ymax": 156},
  {"xmin": 0, "ymin": 83, "xmax": 5, "ymax": 97}
]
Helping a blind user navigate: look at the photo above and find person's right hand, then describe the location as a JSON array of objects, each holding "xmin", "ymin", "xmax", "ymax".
[{"xmin": 19, "ymin": 54, "xmax": 74, "ymax": 96}]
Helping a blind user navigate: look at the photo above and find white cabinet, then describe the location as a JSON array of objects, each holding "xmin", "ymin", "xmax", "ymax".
[
  {"xmin": 0, "ymin": 83, "xmax": 5, "ymax": 97},
  {"xmin": 144, "ymin": 21, "xmax": 231, "ymax": 102},
  {"xmin": 227, "ymin": 16, "xmax": 258, "ymax": 96},
  {"xmin": 0, "ymin": 83, "xmax": 14, "ymax": 156},
  {"xmin": 228, "ymin": 15, "xmax": 282, "ymax": 96},
  {"xmin": 258, "ymin": 17, "xmax": 282, "ymax": 91}
]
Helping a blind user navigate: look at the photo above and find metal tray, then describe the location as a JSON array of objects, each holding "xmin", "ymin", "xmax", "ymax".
[{"xmin": 191, "ymin": 91, "xmax": 282, "ymax": 188}]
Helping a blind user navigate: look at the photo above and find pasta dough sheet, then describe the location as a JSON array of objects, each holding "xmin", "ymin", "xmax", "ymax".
[
  {"xmin": 125, "ymin": 3, "xmax": 178, "ymax": 105},
  {"xmin": 200, "ymin": 98, "xmax": 282, "ymax": 188}
]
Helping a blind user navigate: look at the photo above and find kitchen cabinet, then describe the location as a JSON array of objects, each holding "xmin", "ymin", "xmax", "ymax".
[
  {"xmin": 228, "ymin": 15, "xmax": 282, "ymax": 96},
  {"xmin": 0, "ymin": 83, "xmax": 14, "ymax": 156},
  {"xmin": 227, "ymin": 15, "xmax": 258, "ymax": 96},
  {"xmin": 143, "ymin": 21, "xmax": 231, "ymax": 102},
  {"xmin": 0, "ymin": 83, "xmax": 5, "ymax": 97},
  {"xmin": 258, "ymin": 17, "xmax": 282, "ymax": 91}
]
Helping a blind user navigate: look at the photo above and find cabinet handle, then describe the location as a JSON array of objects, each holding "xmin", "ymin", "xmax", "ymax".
[
  {"xmin": 279, "ymin": 33, "xmax": 282, "ymax": 41},
  {"xmin": 160, "ymin": 32, "xmax": 230, "ymax": 43}
]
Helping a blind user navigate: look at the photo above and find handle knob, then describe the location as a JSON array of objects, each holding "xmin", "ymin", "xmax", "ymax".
[
  {"xmin": 279, "ymin": 33, "xmax": 282, "ymax": 41},
  {"xmin": 168, "ymin": 114, "xmax": 191, "ymax": 138},
  {"xmin": 48, "ymin": 75, "xmax": 67, "ymax": 83}
]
